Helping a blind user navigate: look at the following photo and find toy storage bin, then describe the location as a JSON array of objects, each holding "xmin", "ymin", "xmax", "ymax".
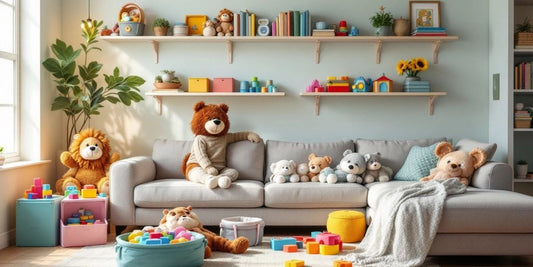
[
  {"xmin": 213, "ymin": 78, "xmax": 234, "ymax": 92},
  {"xmin": 188, "ymin": 78, "xmax": 210, "ymax": 92},
  {"xmin": 16, "ymin": 195, "xmax": 63, "ymax": 246},
  {"xmin": 60, "ymin": 197, "xmax": 108, "ymax": 247},
  {"xmin": 118, "ymin": 3, "xmax": 145, "ymax": 36},
  {"xmin": 220, "ymin": 216, "xmax": 265, "ymax": 246},
  {"xmin": 115, "ymin": 232, "xmax": 206, "ymax": 267}
]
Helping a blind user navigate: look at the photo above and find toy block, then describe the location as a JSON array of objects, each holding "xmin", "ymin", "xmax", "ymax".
[
  {"xmin": 160, "ymin": 236, "xmax": 170, "ymax": 244},
  {"xmin": 33, "ymin": 177, "xmax": 42, "ymax": 186},
  {"xmin": 176, "ymin": 237, "xmax": 189, "ymax": 243},
  {"xmin": 306, "ymin": 241, "xmax": 319, "ymax": 254},
  {"xmin": 283, "ymin": 244, "xmax": 298, "ymax": 252},
  {"xmin": 68, "ymin": 194, "xmax": 79, "ymax": 199},
  {"xmin": 83, "ymin": 184, "xmax": 96, "ymax": 189},
  {"xmin": 42, "ymin": 184, "xmax": 50, "ymax": 190},
  {"xmin": 284, "ymin": 259, "xmax": 304, "ymax": 267},
  {"xmin": 270, "ymin": 237, "xmax": 297, "ymax": 251},
  {"xmin": 145, "ymin": 238, "xmax": 162, "ymax": 245},
  {"xmin": 311, "ymin": 231, "xmax": 322, "ymax": 238},
  {"xmin": 42, "ymin": 189, "xmax": 52, "ymax": 196},
  {"xmin": 296, "ymin": 241, "xmax": 303, "ymax": 249},
  {"xmin": 292, "ymin": 236, "xmax": 304, "ymax": 241},
  {"xmin": 81, "ymin": 188, "xmax": 97, "ymax": 198},
  {"xmin": 316, "ymin": 232, "xmax": 341, "ymax": 246},
  {"xmin": 149, "ymin": 232, "xmax": 162, "ymax": 239},
  {"xmin": 303, "ymin": 237, "xmax": 315, "ymax": 244},
  {"xmin": 333, "ymin": 260, "xmax": 353, "ymax": 267},
  {"xmin": 319, "ymin": 244, "xmax": 340, "ymax": 255}
]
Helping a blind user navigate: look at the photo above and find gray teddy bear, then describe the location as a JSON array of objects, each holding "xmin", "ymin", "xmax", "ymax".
[
  {"xmin": 363, "ymin": 152, "xmax": 393, "ymax": 184},
  {"xmin": 319, "ymin": 149, "xmax": 366, "ymax": 183}
]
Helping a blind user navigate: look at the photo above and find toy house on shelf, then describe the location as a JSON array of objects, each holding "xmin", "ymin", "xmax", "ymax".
[{"xmin": 373, "ymin": 74, "xmax": 392, "ymax": 92}]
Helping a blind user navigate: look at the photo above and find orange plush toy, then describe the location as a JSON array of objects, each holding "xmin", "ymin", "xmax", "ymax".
[
  {"xmin": 420, "ymin": 142, "xmax": 487, "ymax": 186},
  {"xmin": 158, "ymin": 206, "xmax": 249, "ymax": 258},
  {"xmin": 182, "ymin": 101, "xmax": 261, "ymax": 189},
  {"xmin": 55, "ymin": 128, "xmax": 120, "ymax": 195}
]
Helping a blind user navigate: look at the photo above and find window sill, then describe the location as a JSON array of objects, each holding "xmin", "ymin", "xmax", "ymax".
[{"xmin": 0, "ymin": 160, "xmax": 51, "ymax": 172}]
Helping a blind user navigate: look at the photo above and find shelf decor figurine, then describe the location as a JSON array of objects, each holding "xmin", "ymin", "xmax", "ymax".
[
  {"xmin": 369, "ymin": 5, "xmax": 394, "ymax": 36},
  {"xmin": 516, "ymin": 160, "xmax": 528, "ymax": 179},
  {"xmin": 397, "ymin": 57, "xmax": 430, "ymax": 92},
  {"xmin": 216, "ymin": 8, "xmax": 234, "ymax": 36}
]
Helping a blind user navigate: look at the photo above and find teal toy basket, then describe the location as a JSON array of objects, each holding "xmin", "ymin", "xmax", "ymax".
[{"xmin": 115, "ymin": 232, "xmax": 206, "ymax": 267}]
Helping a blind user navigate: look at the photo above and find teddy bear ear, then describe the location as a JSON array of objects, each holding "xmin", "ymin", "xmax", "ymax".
[
  {"xmin": 289, "ymin": 160, "xmax": 296, "ymax": 168},
  {"xmin": 324, "ymin": 156, "xmax": 332, "ymax": 164},
  {"xmin": 193, "ymin": 101, "xmax": 205, "ymax": 112},
  {"xmin": 186, "ymin": 205, "xmax": 193, "ymax": 211},
  {"xmin": 343, "ymin": 149, "xmax": 353, "ymax": 157},
  {"xmin": 219, "ymin": 103, "xmax": 229, "ymax": 113},
  {"xmin": 270, "ymin": 162, "xmax": 277, "ymax": 172},
  {"xmin": 163, "ymin": 209, "xmax": 169, "ymax": 215},
  {"xmin": 308, "ymin": 153, "xmax": 316, "ymax": 160},
  {"xmin": 469, "ymin": 148, "xmax": 487, "ymax": 169},
  {"xmin": 364, "ymin": 154, "xmax": 371, "ymax": 162},
  {"xmin": 434, "ymin": 142, "xmax": 453, "ymax": 158}
]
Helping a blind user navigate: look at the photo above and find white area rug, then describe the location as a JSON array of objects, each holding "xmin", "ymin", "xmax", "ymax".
[{"xmin": 57, "ymin": 237, "xmax": 356, "ymax": 267}]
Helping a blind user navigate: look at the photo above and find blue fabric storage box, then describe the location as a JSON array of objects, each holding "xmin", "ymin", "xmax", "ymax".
[
  {"xmin": 115, "ymin": 232, "xmax": 206, "ymax": 267},
  {"xmin": 16, "ymin": 195, "xmax": 63, "ymax": 246}
]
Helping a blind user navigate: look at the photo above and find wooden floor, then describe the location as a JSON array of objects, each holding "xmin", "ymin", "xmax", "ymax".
[{"xmin": 1, "ymin": 226, "xmax": 533, "ymax": 266}]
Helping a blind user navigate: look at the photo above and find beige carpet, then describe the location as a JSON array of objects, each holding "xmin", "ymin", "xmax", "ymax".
[{"xmin": 57, "ymin": 237, "xmax": 356, "ymax": 267}]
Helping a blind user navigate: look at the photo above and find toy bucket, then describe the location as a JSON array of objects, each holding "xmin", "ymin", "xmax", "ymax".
[
  {"xmin": 220, "ymin": 216, "xmax": 265, "ymax": 246},
  {"xmin": 115, "ymin": 232, "xmax": 206, "ymax": 267}
]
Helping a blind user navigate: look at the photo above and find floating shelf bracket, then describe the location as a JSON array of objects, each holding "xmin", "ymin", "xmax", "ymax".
[
  {"xmin": 314, "ymin": 95, "xmax": 320, "ymax": 115},
  {"xmin": 375, "ymin": 40, "xmax": 383, "ymax": 64},
  {"xmin": 227, "ymin": 40, "xmax": 233, "ymax": 64},
  {"xmin": 315, "ymin": 40, "xmax": 321, "ymax": 64},
  {"xmin": 152, "ymin": 96, "xmax": 163, "ymax": 115},
  {"xmin": 428, "ymin": 95, "xmax": 437, "ymax": 115},
  {"xmin": 152, "ymin": 41, "xmax": 159, "ymax": 64},
  {"xmin": 432, "ymin": 40, "xmax": 441, "ymax": 64}
]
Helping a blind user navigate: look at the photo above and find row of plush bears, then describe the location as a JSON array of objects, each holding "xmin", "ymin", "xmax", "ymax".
[{"xmin": 269, "ymin": 150, "xmax": 393, "ymax": 184}]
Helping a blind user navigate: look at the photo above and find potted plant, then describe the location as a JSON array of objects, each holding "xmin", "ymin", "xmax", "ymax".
[
  {"xmin": 155, "ymin": 75, "xmax": 163, "ymax": 83},
  {"xmin": 516, "ymin": 160, "xmax": 529, "ymax": 179},
  {"xmin": 0, "ymin": 146, "xmax": 4, "ymax": 166},
  {"xmin": 516, "ymin": 17, "xmax": 533, "ymax": 46},
  {"xmin": 161, "ymin": 70, "xmax": 175, "ymax": 82},
  {"xmin": 42, "ymin": 20, "xmax": 145, "ymax": 148},
  {"xmin": 369, "ymin": 5, "xmax": 394, "ymax": 36},
  {"xmin": 153, "ymin": 18, "xmax": 170, "ymax": 36}
]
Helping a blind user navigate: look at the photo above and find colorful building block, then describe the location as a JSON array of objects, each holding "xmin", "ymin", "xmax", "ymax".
[
  {"xmin": 283, "ymin": 244, "xmax": 298, "ymax": 252},
  {"xmin": 316, "ymin": 232, "xmax": 342, "ymax": 246},
  {"xmin": 333, "ymin": 260, "xmax": 353, "ymax": 267},
  {"xmin": 306, "ymin": 241, "xmax": 319, "ymax": 254},
  {"xmin": 319, "ymin": 244, "xmax": 340, "ymax": 255},
  {"xmin": 303, "ymin": 237, "xmax": 315, "ymax": 244},
  {"xmin": 311, "ymin": 231, "xmax": 322, "ymax": 238},
  {"xmin": 296, "ymin": 241, "xmax": 303, "ymax": 249},
  {"xmin": 81, "ymin": 188, "xmax": 97, "ymax": 198},
  {"xmin": 270, "ymin": 237, "xmax": 297, "ymax": 251},
  {"xmin": 284, "ymin": 259, "xmax": 304, "ymax": 267}
]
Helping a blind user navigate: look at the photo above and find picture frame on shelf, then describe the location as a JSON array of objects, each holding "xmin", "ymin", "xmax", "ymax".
[
  {"xmin": 185, "ymin": 15, "xmax": 207, "ymax": 36},
  {"xmin": 409, "ymin": 1, "xmax": 441, "ymax": 31}
]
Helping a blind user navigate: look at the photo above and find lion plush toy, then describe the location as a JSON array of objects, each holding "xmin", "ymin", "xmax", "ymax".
[
  {"xmin": 215, "ymin": 8, "xmax": 234, "ymax": 36},
  {"xmin": 158, "ymin": 206, "xmax": 249, "ymax": 258},
  {"xmin": 182, "ymin": 101, "xmax": 261, "ymax": 189},
  {"xmin": 420, "ymin": 142, "xmax": 487, "ymax": 186},
  {"xmin": 55, "ymin": 128, "xmax": 120, "ymax": 195}
]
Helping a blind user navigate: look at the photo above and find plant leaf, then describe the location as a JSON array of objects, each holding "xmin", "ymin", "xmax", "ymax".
[{"xmin": 118, "ymin": 92, "xmax": 131, "ymax": 106}]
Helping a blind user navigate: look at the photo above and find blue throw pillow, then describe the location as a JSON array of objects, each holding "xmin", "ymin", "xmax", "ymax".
[{"xmin": 394, "ymin": 142, "xmax": 440, "ymax": 181}]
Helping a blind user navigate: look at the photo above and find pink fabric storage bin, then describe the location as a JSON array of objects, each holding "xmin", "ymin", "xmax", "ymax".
[{"xmin": 60, "ymin": 197, "xmax": 108, "ymax": 247}]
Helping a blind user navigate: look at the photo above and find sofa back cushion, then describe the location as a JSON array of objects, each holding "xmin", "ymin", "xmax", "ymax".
[
  {"xmin": 455, "ymin": 138, "xmax": 497, "ymax": 161},
  {"xmin": 265, "ymin": 140, "xmax": 354, "ymax": 182},
  {"xmin": 355, "ymin": 137, "xmax": 447, "ymax": 174},
  {"xmin": 152, "ymin": 139, "xmax": 265, "ymax": 181}
]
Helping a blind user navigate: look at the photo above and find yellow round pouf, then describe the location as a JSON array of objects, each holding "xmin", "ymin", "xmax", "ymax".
[{"xmin": 326, "ymin": 210, "xmax": 366, "ymax": 243}]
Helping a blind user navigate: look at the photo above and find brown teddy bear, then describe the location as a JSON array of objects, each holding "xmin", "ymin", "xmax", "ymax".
[
  {"xmin": 182, "ymin": 101, "xmax": 261, "ymax": 189},
  {"xmin": 215, "ymin": 8, "xmax": 234, "ymax": 36},
  {"xmin": 302, "ymin": 153, "xmax": 332, "ymax": 182},
  {"xmin": 158, "ymin": 206, "xmax": 249, "ymax": 258},
  {"xmin": 55, "ymin": 128, "xmax": 120, "ymax": 195},
  {"xmin": 202, "ymin": 20, "xmax": 216, "ymax": 36},
  {"xmin": 420, "ymin": 142, "xmax": 487, "ymax": 186}
]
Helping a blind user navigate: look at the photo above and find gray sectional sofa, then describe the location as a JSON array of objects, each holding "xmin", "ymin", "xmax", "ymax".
[{"xmin": 110, "ymin": 137, "xmax": 533, "ymax": 255}]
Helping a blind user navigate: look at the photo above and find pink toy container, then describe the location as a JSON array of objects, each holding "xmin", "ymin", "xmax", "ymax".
[{"xmin": 60, "ymin": 197, "xmax": 108, "ymax": 247}]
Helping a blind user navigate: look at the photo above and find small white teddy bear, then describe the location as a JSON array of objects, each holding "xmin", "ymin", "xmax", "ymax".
[{"xmin": 270, "ymin": 160, "xmax": 300, "ymax": 184}]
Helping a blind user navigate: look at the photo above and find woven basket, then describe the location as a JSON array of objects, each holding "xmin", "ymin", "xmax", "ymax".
[
  {"xmin": 515, "ymin": 32, "xmax": 533, "ymax": 46},
  {"xmin": 118, "ymin": 3, "xmax": 144, "ymax": 24}
]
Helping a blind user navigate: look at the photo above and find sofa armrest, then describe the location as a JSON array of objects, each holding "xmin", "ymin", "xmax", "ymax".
[
  {"xmin": 470, "ymin": 161, "xmax": 512, "ymax": 191},
  {"xmin": 110, "ymin": 156, "xmax": 156, "ymax": 225}
]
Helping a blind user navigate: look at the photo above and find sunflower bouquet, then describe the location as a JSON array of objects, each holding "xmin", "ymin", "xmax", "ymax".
[{"xmin": 396, "ymin": 58, "xmax": 429, "ymax": 77}]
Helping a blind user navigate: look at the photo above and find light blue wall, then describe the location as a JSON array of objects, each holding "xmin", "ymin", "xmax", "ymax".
[{"xmin": 57, "ymin": 0, "xmax": 490, "ymax": 157}]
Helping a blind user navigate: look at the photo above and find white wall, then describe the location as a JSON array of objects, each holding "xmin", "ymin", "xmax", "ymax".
[{"xmin": 57, "ymin": 0, "xmax": 491, "ymax": 158}]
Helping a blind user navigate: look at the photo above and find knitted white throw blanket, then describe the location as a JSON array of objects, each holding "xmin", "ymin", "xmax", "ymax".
[{"xmin": 342, "ymin": 178, "xmax": 466, "ymax": 267}]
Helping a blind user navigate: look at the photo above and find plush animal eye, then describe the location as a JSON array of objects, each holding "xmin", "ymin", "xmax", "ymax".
[
  {"xmin": 447, "ymin": 160, "xmax": 451, "ymax": 164},
  {"xmin": 86, "ymin": 144, "xmax": 89, "ymax": 147},
  {"xmin": 95, "ymin": 144, "xmax": 98, "ymax": 147},
  {"xmin": 355, "ymin": 163, "xmax": 358, "ymax": 166},
  {"xmin": 347, "ymin": 160, "xmax": 351, "ymax": 163},
  {"xmin": 170, "ymin": 212, "xmax": 176, "ymax": 216}
]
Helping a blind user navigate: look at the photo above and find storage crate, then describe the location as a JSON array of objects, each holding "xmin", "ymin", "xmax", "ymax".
[
  {"xmin": 515, "ymin": 118, "xmax": 532, "ymax": 128},
  {"xmin": 115, "ymin": 232, "xmax": 206, "ymax": 267},
  {"xmin": 60, "ymin": 197, "xmax": 108, "ymax": 247},
  {"xmin": 220, "ymin": 216, "xmax": 264, "ymax": 246},
  {"xmin": 213, "ymin": 78, "xmax": 234, "ymax": 92},
  {"xmin": 16, "ymin": 195, "xmax": 63, "ymax": 246},
  {"xmin": 188, "ymin": 78, "xmax": 210, "ymax": 92},
  {"xmin": 515, "ymin": 32, "xmax": 533, "ymax": 46}
]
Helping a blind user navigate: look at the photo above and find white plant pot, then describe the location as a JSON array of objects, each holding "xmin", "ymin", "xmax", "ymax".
[
  {"xmin": 516, "ymin": 164, "xmax": 528, "ymax": 179},
  {"xmin": 162, "ymin": 73, "xmax": 174, "ymax": 83}
]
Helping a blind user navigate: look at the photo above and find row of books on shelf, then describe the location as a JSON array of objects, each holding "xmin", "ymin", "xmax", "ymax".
[
  {"xmin": 233, "ymin": 10, "xmax": 311, "ymax": 37},
  {"xmin": 515, "ymin": 110, "xmax": 531, "ymax": 118},
  {"xmin": 411, "ymin": 27, "xmax": 447, "ymax": 36},
  {"xmin": 514, "ymin": 61, "xmax": 533, "ymax": 89}
]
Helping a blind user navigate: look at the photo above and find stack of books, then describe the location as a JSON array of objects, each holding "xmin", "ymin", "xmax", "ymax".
[
  {"xmin": 403, "ymin": 80, "xmax": 430, "ymax": 92},
  {"xmin": 515, "ymin": 110, "xmax": 532, "ymax": 128},
  {"xmin": 515, "ymin": 61, "xmax": 532, "ymax": 89},
  {"xmin": 273, "ymin": 10, "xmax": 311, "ymax": 36},
  {"xmin": 312, "ymin": 29, "xmax": 335, "ymax": 37},
  {"xmin": 412, "ymin": 27, "xmax": 447, "ymax": 36}
]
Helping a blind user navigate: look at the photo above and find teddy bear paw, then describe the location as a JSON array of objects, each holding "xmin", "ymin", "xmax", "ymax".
[
  {"xmin": 378, "ymin": 175, "xmax": 390, "ymax": 182},
  {"xmin": 364, "ymin": 176, "xmax": 376, "ymax": 184},
  {"xmin": 289, "ymin": 174, "xmax": 300, "ymax": 183},
  {"xmin": 299, "ymin": 176, "xmax": 310, "ymax": 182},
  {"xmin": 206, "ymin": 176, "xmax": 219, "ymax": 189},
  {"xmin": 326, "ymin": 174, "xmax": 337, "ymax": 184},
  {"xmin": 231, "ymin": 237, "xmax": 249, "ymax": 254},
  {"xmin": 218, "ymin": 176, "xmax": 232, "ymax": 189}
]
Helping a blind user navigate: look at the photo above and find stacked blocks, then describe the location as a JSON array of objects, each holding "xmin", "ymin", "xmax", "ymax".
[
  {"xmin": 327, "ymin": 210, "xmax": 366, "ymax": 243},
  {"xmin": 337, "ymin": 20, "xmax": 348, "ymax": 36},
  {"xmin": 128, "ymin": 226, "xmax": 196, "ymax": 245},
  {"xmin": 65, "ymin": 185, "xmax": 79, "ymax": 199},
  {"xmin": 66, "ymin": 208, "xmax": 101, "ymax": 225},
  {"xmin": 23, "ymin": 177, "xmax": 52, "ymax": 199},
  {"xmin": 270, "ymin": 237, "xmax": 297, "ymax": 251},
  {"xmin": 284, "ymin": 259, "xmax": 304, "ymax": 267},
  {"xmin": 316, "ymin": 232, "xmax": 342, "ymax": 255}
]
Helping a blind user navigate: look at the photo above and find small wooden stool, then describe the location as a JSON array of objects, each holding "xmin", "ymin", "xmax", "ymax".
[{"xmin": 326, "ymin": 210, "xmax": 366, "ymax": 242}]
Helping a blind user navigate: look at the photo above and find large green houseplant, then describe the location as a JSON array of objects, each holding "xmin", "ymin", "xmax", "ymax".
[{"xmin": 43, "ymin": 20, "xmax": 145, "ymax": 148}]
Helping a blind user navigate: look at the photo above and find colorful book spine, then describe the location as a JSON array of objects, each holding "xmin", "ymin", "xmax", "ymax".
[
  {"xmin": 250, "ymin": 13, "xmax": 256, "ymax": 36},
  {"xmin": 234, "ymin": 14, "xmax": 240, "ymax": 36},
  {"xmin": 240, "ymin": 11, "xmax": 246, "ymax": 36},
  {"xmin": 294, "ymin": 11, "xmax": 300, "ymax": 36}
]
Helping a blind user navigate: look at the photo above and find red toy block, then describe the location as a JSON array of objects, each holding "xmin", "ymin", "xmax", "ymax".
[
  {"xmin": 283, "ymin": 244, "xmax": 298, "ymax": 252},
  {"xmin": 83, "ymin": 184, "xmax": 96, "ymax": 189},
  {"xmin": 333, "ymin": 260, "xmax": 353, "ymax": 267},
  {"xmin": 303, "ymin": 237, "xmax": 315, "ymax": 244},
  {"xmin": 292, "ymin": 236, "xmax": 304, "ymax": 241},
  {"xmin": 149, "ymin": 232, "xmax": 162, "ymax": 239},
  {"xmin": 306, "ymin": 241, "xmax": 319, "ymax": 254}
]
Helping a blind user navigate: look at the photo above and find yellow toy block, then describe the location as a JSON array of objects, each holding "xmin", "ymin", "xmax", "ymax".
[
  {"xmin": 306, "ymin": 241, "xmax": 319, "ymax": 254},
  {"xmin": 176, "ymin": 237, "xmax": 188, "ymax": 243},
  {"xmin": 128, "ymin": 230, "xmax": 143, "ymax": 241},
  {"xmin": 170, "ymin": 239, "xmax": 181, "ymax": 244},
  {"xmin": 42, "ymin": 189, "xmax": 52, "ymax": 196},
  {"xmin": 319, "ymin": 244, "xmax": 340, "ymax": 255},
  {"xmin": 81, "ymin": 188, "xmax": 97, "ymax": 198},
  {"xmin": 333, "ymin": 260, "xmax": 353, "ymax": 267},
  {"xmin": 284, "ymin": 259, "xmax": 304, "ymax": 267}
]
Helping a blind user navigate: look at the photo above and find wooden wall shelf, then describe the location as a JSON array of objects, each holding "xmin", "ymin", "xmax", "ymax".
[
  {"xmin": 145, "ymin": 91, "xmax": 286, "ymax": 114},
  {"xmin": 100, "ymin": 35, "xmax": 458, "ymax": 64},
  {"xmin": 299, "ymin": 92, "xmax": 447, "ymax": 116}
]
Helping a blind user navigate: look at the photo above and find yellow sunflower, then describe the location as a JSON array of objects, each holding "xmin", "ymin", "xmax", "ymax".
[
  {"xmin": 396, "ymin": 60, "xmax": 409, "ymax": 75},
  {"xmin": 413, "ymin": 58, "xmax": 429, "ymax": 72}
]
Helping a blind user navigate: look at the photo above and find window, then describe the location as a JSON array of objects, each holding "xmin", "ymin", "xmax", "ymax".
[{"xmin": 0, "ymin": 0, "xmax": 17, "ymax": 159}]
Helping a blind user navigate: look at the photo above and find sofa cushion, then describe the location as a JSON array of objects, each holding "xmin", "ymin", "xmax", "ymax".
[
  {"xmin": 355, "ymin": 137, "xmax": 447, "ymax": 174},
  {"xmin": 366, "ymin": 181, "xmax": 533, "ymax": 233},
  {"xmin": 265, "ymin": 140, "xmax": 354, "ymax": 182},
  {"xmin": 394, "ymin": 142, "xmax": 439, "ymax": 181},
  {"xmin": 152, "ymin": 139, "xmax": 264, "ymax": 181},
  {"xmin": 264, "ymin": 182, "xmax": 367, "ymax": 208},
  {"xmin": 455, "ymin": 138, "xmax": 497, "ymax": 161},
  {"xmin": 134, "ymin": 179, "xmax": 264, "ymax": 208}
]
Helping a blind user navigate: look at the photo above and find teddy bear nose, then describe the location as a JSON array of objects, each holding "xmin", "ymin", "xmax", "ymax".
[
  {"xmin": 451, "ymin": 163, "xmax": 458, "ymax": 169},
  {"xmin": 214, "ymin": 119, "xmax": 221, "ymax": 125},
  {"xmin": 90, "ymin": 146, "xmax": 96, "ymax": 151},
  {"xmin": 348, "ymin": 165, "xmax": 354, "ymax": 169}
]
